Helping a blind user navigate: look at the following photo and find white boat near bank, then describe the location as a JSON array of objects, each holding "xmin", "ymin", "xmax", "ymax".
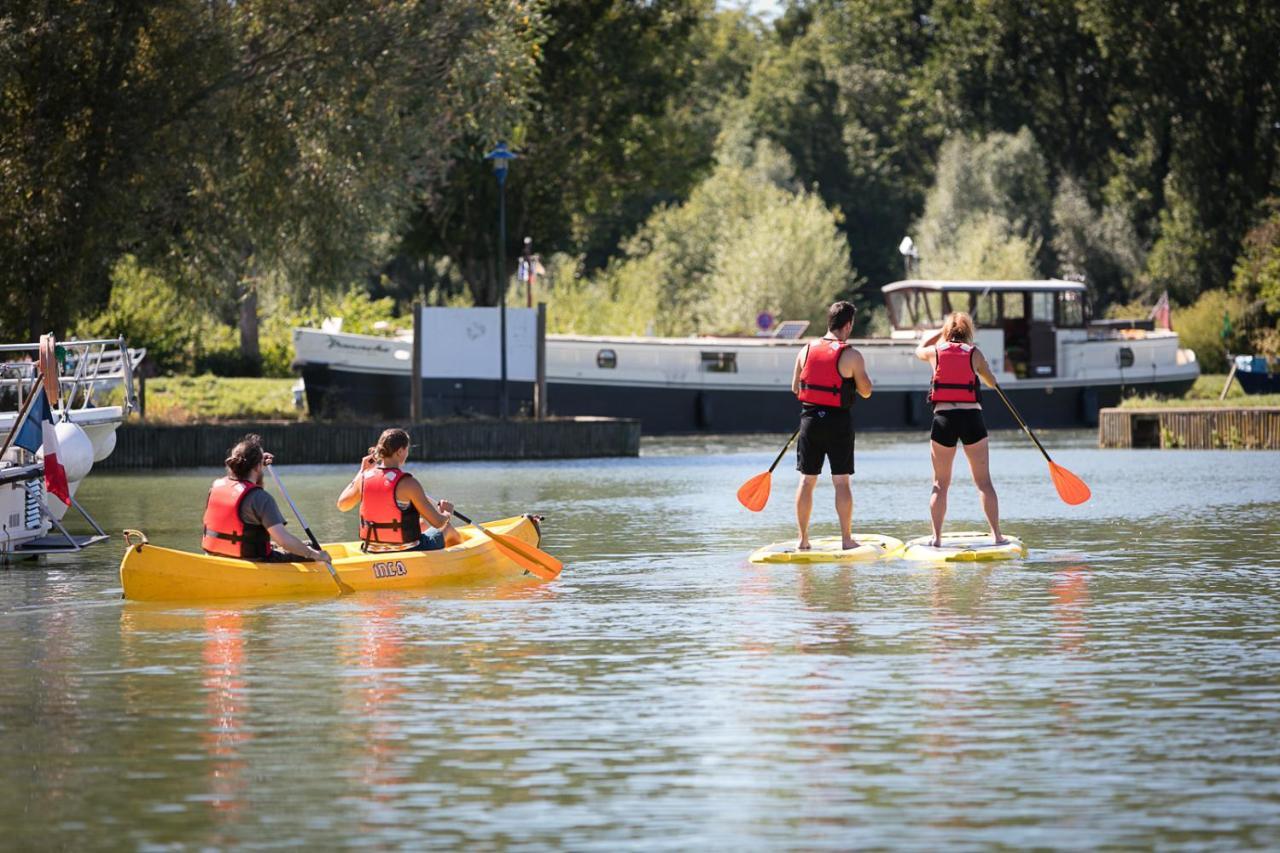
[{"xmin": 292, "ymin": 279, "xmax": 1200, "ymax": 433}]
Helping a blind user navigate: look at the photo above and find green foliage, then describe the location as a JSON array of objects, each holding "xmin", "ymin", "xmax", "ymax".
[
  {"xmin": 536, "ymin": 255, "xmax": 660, "ymax": 336},
  {"xmin": 1052, "ymin": 177, "xmax": 1146, "ymax": 306},
  {"xmin": 1172, "ymin": 290, "xmax": 1252, "ymax": 371},
  {"xmin": 76, "ymin": 257, "xmax": 200, "ymax": 374},
  {"xmin": 1120, "ymin": 374, "xmax": 1280, "ymax": 409},
  {"xmin": 1231, "ymin": 199, "xmax": 1280, "ymax": 318},
  {"xmin": 914, "ymin": 130, "xmax": 1049, "ymax": 279}
]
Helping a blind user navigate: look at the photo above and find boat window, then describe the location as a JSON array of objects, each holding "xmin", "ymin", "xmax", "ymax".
[
  {"xmin": 700, "ymin": 352, "xmax": 738, "ymax": 373},
  {"xmin": 1031, "ymin": 292, "xmax": 1055, "ymax": 321},
  {"xmin": 596, "ymin": 349, "xmax": 617, "ymax": 369},
  {"xmin": 965, "ymin": 292, "xmax": 999, "ymax": 326},
  {"xmin": 1057, "ymin": 291, "xmax": 1085, "ymax": 327},
  {"xmin": 1002, "ymin": 292, "xmax": 1025, "ymax": 319}
]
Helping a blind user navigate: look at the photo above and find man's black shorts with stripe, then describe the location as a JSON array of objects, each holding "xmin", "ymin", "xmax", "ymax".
[{"xmin": 796, "ymin": 405, "xmax": 854, "ymax": 475}]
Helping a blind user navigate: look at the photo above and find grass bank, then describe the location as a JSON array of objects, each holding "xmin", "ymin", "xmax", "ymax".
[
  {"xmin": 1119, "ymin": 373, "xmax": 1280, "ymax": 409},
  {"xmin": 131, "ymin": 376, "xmax": 301, "ymax": 423}
]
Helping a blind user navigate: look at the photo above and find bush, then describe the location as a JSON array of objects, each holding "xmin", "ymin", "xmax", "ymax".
[
  {"xmin": 76, "ymin": 256, "xmax": 200, "ymax": 373},
  {"xmin": 914, "ymin": 128, "xmax": 1052, "ymax": 277},
  {"xmin": 1052, "ymin": 176, "xmax": 1145, "ymax": 307},
  {"xmin": 1172, "ymin": 289, "xmax": 1252, "ymax": 370}
]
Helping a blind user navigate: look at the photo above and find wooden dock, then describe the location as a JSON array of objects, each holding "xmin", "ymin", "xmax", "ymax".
[
  {"xmin": 97, "ymin": 417, "xmax": 640, "ymax": 469},
  {"xmin": 1099, "ymin": 407, "xmax": 1280, "ymax": 449}
]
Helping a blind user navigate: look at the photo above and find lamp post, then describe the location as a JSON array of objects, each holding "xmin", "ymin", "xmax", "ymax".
[
  {"xmin": 484, "ymin": 141, "xmax": 518, "ymax": 419},
  {"xmin": 898, "ymin": 235, "xmax": 919, "ymax": 279}
]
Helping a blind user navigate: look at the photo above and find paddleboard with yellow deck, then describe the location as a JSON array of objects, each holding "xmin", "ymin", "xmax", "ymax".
[
  {"xmin": 898, "ymin": 531, "xmax": 1027, "ymax": 563},
  {"xmin": 748, "ymin": 534, "xmax": 904, "ymax": 564},
  {"xmin": 120, "ymin": 515, "xmax": 548, "ymax": 601}
]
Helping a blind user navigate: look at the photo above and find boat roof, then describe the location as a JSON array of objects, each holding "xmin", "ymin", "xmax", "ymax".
[{"xmin": 882, "ymin": 279, "xmax": 1086, "ymax": 294}]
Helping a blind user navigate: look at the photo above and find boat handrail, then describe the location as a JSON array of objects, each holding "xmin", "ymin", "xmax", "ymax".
[{"xmin": 1, "ymin": 336, "xmax": 139, "ymax": 418}]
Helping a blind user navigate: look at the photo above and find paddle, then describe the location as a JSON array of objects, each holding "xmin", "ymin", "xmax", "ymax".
[
  {"xmin": 991, "ymin": 384, "xmax": 1092, "ymax": 505},
  {"xmin": 450, "ymin": 510, "xmax": 562, "ymax": 580},
  {"xmin": 736, "ymin": 427, "xmax": 801, "ymax": 512},
  {"xmin": 265, "ymin": 464, "xmax": 353, "ymax": 594}
]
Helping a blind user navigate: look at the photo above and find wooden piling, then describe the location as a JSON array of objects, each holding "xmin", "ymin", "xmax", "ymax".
[{"xmin": 1099, "ymin": 407, "xmax": 1280, "ymax": 449}]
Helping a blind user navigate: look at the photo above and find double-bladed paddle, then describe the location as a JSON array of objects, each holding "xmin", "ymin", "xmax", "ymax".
[
  {"xmin": 736, "ymin": 427, "xmax": 801, "ymax": 512},
  {"xmin": 266, "ymin": 464, "xmax": 354, "ymax": 594},
  {"xmin": 451, "ymin": 510, "xmax": 562, "ymax": 580},
  {"xmin": 991, "ymin": 384, "xmax": 1091, "ymax": 505}
]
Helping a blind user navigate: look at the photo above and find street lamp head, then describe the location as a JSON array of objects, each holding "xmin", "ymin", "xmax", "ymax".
[
  {"xmin": 898, "ymin": 235, "xmax": 918, "ymax": 258},
  {"xmin": 484, "ymin": 141, "xmax": 518, "ymax": 184}
]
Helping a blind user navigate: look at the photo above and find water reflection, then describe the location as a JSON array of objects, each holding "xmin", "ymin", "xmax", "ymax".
[{"xmin": 201, "ymin": 611, "xmax": 250, "ymax": 817}]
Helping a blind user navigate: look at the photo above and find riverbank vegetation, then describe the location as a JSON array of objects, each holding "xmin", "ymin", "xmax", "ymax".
[
  {"xmin": 5, "ymin": 1, "xmax": 1279, "ymax": 369},
  {"xmin": 1119, "ymin": 374, "xmax": 1280, "ymax": 410}
]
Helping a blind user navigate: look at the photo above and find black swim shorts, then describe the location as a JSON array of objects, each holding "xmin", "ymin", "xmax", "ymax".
[
  {"xmin": 930, "ymin": 408, "xmax": 988, "ymax": 447},
  {"xmin": 796, "ymin": 406, "xmax": 854, "ymax": 475}
]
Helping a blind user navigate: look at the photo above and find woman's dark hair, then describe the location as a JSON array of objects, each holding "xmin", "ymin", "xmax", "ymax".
[
  {"xmin": 225, "ymin": 434, "xmax": 264, "ymax": 480},
  {"xmin": 828, "ymin": 301, "xmax": 857, "ymax": 333},
  {"xmin": 370, "ymin": 428, "xmax": 410, "ymax": 462}
]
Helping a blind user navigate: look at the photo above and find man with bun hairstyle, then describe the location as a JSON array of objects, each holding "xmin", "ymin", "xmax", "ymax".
[
  {"xmin": 914, "ymin": 311, "xmax": 1006, "ymax": 547},
  {"xmin": 790, "ymin": 300, "xmax": 874, "ymax": 550},
  {"xmin": 201, "ymin": 434, "xmax": 331, "ymax": 563},
  {"xmin": 336, "ymin": 428, "xmax": 462, "ymax": 553}
]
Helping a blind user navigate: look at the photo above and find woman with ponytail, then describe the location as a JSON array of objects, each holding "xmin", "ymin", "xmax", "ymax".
[
  {"xmin": 336, "ymin": 428, "xmax": 461, "ymax": 553},
  {"xmin": 914, "ymin": 313, "xmax": 1006, "ymax": 547}
]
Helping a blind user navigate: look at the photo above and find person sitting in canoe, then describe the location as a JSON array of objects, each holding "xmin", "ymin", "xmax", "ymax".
[
  {"xmin": 791, "ymin": 300, "xmax": 874, "ymax": 551},
  {"xmin": 336, "ymin": 428, "xmax": 462, "ymax": 553},
  {"xmin": 201, "ymin": 434, "xmax": 331, "ymax": 563},
  {"xmin": 914, "ymin": 311, "xmax": 1007, "ymax": 547}
]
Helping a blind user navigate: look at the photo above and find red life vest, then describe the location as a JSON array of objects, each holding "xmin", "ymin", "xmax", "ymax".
[
  {"xmin": 201, "ymin": 477, "xmax": 271, "ymax": 559},
  {"xmin": 359, "ymin": 467, "xmax": 421, "ymax": 547},
  {"xmin": 797, "ymin": 337, "xmax": 853, "ymax": 409},
  {"xmin": 929, "ymin": 341, "xmax": 981, "ymax": 404}
]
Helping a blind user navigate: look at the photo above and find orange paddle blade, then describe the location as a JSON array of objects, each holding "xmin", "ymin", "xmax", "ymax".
[
  {"xmin": 477, "ymin": 526, "xmax": 563, "ymax": 580},
  {"xmin": 1049, "ymin": 461, "xmax": 1091, "ymax": 505},
  {"xmin": 736, "ymin": 471, "xmax": 773, "ymax": 512}
]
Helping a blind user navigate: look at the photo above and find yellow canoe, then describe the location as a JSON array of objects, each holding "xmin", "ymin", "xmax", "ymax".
[{"xmin": 119, "ymin": 515, "xmax": 548, "ymax": 602}]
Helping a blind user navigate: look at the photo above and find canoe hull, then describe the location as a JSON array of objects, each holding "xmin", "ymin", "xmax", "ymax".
[{"xmin": 120, "ymin": 516, "xmax": 545, "ymax": 601}]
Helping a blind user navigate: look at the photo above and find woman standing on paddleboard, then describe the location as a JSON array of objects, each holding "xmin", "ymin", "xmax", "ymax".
[{"xmin": 915, "ymin": 312, "xmax": 1006, "ymax": 547}]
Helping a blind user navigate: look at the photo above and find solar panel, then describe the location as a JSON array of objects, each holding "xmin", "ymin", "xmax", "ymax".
[{"xmin": 770, "ymin": 320, "xmax": 811, "ymax": 339}]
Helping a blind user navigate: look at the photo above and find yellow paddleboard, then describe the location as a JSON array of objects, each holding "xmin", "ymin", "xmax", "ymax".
[
  {"xmin": 748, "ymin": 533, "xmax": 904, "ymax": 564},
  {"xmin": 898, "ymin": 531, "xmax": 1027, "ymax": 563}
]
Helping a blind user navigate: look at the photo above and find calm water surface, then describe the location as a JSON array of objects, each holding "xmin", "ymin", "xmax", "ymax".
[{"xmin": 1, "ymin": 432, "xmax": 1278, "ymax": 849}]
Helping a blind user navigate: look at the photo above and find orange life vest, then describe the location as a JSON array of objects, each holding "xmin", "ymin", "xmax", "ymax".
[
  {"xmin": 201, "ymin": 477, "xmax": 270, "ymax": 559},
  {"xmin": 359, "ymin": 467, "xmax": 421, "ymax": 547},
  {"xmin": 929, "ymin": 341, "xmax": 980, "ymax": 404},
  {"xmin": 797, "ymin": 337, "xmax": 853, "ymax": 409}
]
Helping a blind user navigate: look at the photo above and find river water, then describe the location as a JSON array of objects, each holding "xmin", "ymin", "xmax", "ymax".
[{"xmin": 1, "ymin": 432, "xmax": 1278, "ymax": 849}]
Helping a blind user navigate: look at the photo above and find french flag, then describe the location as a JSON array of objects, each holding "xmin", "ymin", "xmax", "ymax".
[{"xmin": 13, "ymin": 387, "xmax": 70, "ymax": 506}]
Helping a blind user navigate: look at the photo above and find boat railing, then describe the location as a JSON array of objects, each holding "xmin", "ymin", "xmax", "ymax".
[{"xmin": 0, "ymin": 336, "xmax": 141, "ymax": 418}]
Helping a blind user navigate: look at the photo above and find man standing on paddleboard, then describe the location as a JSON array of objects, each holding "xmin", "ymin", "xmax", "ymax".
[{"xmin": 791, "ymin": 301, "xmax": 874, "ymax": 551}]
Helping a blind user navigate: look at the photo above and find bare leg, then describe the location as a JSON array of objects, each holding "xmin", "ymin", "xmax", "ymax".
[
  {"xmin": 832, "ymin": 474, "xmax": 856, "ymax": 549},
  {"xmin": 961, "ymin": 438, "xmax": 1004, "ymax": 543},
  {"xmin": 930, "ymin": 440, "xmax": 957, "ymax": 547},
  {"xmin": 795, "ymin": 474, "xmax": 818, "ymax": 549}
]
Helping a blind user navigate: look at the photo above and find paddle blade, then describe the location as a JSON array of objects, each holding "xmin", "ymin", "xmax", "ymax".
[
  {"xmin": 479, "ymin": 527, "xmax": 563, "ymax": 580},
  {"xmin": 1049, "ymin": 461, "xmax": 1092, "ymax": 505},
  {"xmin": 736, "ymin": 471, "xmax": 772, "ymax": 512}
]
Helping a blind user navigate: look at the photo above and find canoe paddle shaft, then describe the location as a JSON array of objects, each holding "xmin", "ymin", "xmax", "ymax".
[{"xmin": 266, "ymin": 464, "xmax": 352, "ymax": 593}]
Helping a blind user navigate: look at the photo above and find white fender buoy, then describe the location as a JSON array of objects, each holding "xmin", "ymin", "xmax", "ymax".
[
  {"xmin": 91, "ymin": 428, "xmax": 117, "ymax": 463},
  {"xmin": 39, "ymin": 421, "xmax": 95, "ymax": 483}
]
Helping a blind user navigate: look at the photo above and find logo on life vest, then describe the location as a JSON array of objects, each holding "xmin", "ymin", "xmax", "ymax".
[{"xmin": 371, "ymin": 560, "xmax": 407, "ymax": 579}]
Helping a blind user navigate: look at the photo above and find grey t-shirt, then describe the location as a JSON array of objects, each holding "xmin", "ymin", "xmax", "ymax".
[{"xmin": 239, "ymin": 488, "xmax": 285, "ymax": 530}]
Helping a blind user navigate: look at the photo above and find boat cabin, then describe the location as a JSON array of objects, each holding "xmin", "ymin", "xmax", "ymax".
[{"xmin": 882, "ymin": 279, "xmax": 1088, "ymax": 378}]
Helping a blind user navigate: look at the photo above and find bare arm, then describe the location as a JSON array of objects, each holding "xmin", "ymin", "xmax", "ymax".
[
  {"xmin": 398, "ymin": 477, "xmax": 455, "ymax": 530},
  {"xmin": 336, "ymin": 454, "xmax": 376, "ymax": 511},
  {"xmin": 915, "ymin": 328, "xmax": 944, "ymax": 362},
  {"xmin": 791, "ymin": 348, "xmax": 804, "ymax": 396},
  {"xmin": 267, "ymin": 523, "xmax": 329, "ymax": 562},
  {"xmin": 972, "ymin": 348, "xmax": 1000, "ymax": 388},
  {"xmin": 842, "ymin": 348, "xmax": 874, "ymax": 398}
]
